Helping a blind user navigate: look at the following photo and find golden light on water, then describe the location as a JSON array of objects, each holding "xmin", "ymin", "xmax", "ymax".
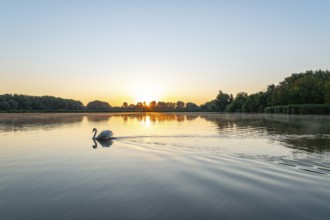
[{"xmin": 140, "ymin": 115, "xmax": 152, "ymax": 128}]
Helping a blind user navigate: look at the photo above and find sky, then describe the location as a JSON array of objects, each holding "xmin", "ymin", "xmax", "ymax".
[{"xmin": 1, "ymin": 0, "xmax": 330, "ymax": 106}]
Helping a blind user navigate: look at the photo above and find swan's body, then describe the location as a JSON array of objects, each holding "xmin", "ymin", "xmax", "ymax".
[{"xmin": 92, "ymin": 128, "xmax": 113, "ymax": 140}]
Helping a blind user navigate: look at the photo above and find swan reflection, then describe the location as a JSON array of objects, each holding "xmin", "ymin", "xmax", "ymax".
[{"xmin": 92, "ymin": 139, "xmax": 113, "ymax": 149}]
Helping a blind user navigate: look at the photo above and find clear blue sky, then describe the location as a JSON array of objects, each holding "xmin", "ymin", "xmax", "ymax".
[{"xmin": 1, "ymin": 0, "xmax": 330, "ymax": 105}]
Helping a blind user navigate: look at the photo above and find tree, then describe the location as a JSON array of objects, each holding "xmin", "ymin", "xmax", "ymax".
[
  {"xmin": 165, "ymin": 102, "xmax": 176, "ymax": 110},
  {"xmin": 176, "ymin": 101, "xmax": 185, "ymax": 110},
  {"xmin": 87, "ymin": 100, "xmax": 112, "ymax": 111},
  {"xmin": 325, "ymin": 79, "xmax": 330, "ymax": 104},
  {"xmin": 156, "ymin": 101, "xmax": 166, "ymax": 110},
  {"xmin": 149, "ymin": 101, "xmax": 156, "ymax": 109},
  {"xmin": 0, "ymin": 94, "xmax": 84, "ymax": 111},
  {"xmin": 200, "ymin": 100, "xmax": 218, "ymax": 111},
  {"xmin": 269, "ymin": 70, "xmax": 330, "ymax": 106},
  {"xmin": 227, "ymin": 92, "xmax": 248, "ymax": 112},
  {"xmin": 8, "ymin": 99, "xmax": 18, "ymax": 110},
  {"xmin": 0, "ymin": 102, "xmax": 11, "ymax": 111},
  {"xmin": 215, "ymin": 90, "xmax": 231, "ymax": 112},
  {"xmin": 186, "ymin": 102, "xmax": 199, "ymax": 111}
]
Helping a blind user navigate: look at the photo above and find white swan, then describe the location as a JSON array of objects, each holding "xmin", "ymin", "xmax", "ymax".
[{"xmin": 92, "ymin": 128, "xmax": 113, "ymax": 140}]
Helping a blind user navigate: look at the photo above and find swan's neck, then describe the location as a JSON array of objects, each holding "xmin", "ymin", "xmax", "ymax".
[{"xmin": 93, "ymin": 129, "xmax": 97, "ymax": 139}]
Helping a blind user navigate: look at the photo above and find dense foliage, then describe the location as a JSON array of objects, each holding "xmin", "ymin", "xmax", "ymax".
[
  {"xmin": 0, "ymin": 94, "xmax": 84, "ymax": 111},
  {"xmin": 271, "ymin": 70, "xmax": 330, "ymax": 106},
  {"xmin": 119, "ymin": 101, "xmax": 199, "ymax": 112},
  {"xmin": 86, "ymin": 100, "xmax": 112, "ymax": 111},
  {"xmin": 264, "ymin": 105, "xmax": 330, "ymax": 115},
  {"xmin": 202, "ymin": 70, "xmax": 330, "ymax": 114},
  {"xmin": 1, "ymin": 70, "xmax": 329, "ymax": 114}
]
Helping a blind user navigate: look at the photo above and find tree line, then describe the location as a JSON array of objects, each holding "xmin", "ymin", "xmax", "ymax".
[
  {"xmin": 116, "ymin": 101, "xmax": 199, "ymax": 112},
  {"xmin": 0, "ymin": 94, "xmax": 84, "ymax": 111},
  {"xmin": 0, "ymin": 93, "xmax": 199, "ymax": 112},
  {"xmin": 1, "ymin": 70, "xmax": 330, "ymax": 113},
  {"xmin": 202, "ymin": 69, "xmax": 330, "ymax": 113}
]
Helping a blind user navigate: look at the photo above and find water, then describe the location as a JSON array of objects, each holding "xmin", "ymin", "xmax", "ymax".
[{"xmin": 0, "ymin": 113, "xmax": 330, "ymax": 219}]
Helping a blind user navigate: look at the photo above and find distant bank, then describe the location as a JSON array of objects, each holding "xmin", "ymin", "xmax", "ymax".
[{"xmin": 1, "ymin": 70, "xmax": 330, "ymax": 115}]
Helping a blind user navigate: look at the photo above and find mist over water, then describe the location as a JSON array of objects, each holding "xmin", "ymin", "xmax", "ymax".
[{"xmin": 0, "ymin": 113, "xmax": 330, "ymax": 219}]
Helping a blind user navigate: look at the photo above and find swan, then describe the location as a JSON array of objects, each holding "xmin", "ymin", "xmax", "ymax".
[{"xmin": 92, "ymin": 128, "xmax": 113, "ymax": 140}]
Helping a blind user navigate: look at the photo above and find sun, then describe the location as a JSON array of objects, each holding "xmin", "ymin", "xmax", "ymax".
[{"xmin": 132, "ymin": 82, "xmax": 163, "ymax": 104}]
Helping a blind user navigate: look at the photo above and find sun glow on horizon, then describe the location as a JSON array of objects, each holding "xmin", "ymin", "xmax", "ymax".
[{"xmin": 132, "ymin": 82, "xmax": 164, "ymax": 104}]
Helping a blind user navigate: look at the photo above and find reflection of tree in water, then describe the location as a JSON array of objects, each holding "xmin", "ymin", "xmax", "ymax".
[
  {"xmin": 201, "ymin": 114, "xmax": 330, "ymax": 153},
  {"xmin": 186, "ymin": 115, "xmax": 199, "ymax": 121},
  {"xmin": 86, "ymin": 114, "xmax": 112, "ymax": 122},
  {"xmin": 119, "ymin": 114, "xmax": 146, "ymax": 122},
  {"xmin": 176, "ymin": 114, "xmax": 185, "ymax": 122},
  {"xmin": 281, "ymin": 137, "xmax": 330, "ymax": 153},
  {"xmin": 117, "ymin": 113, "xmax": 199, "ymax": 123},
  {"xmin": 0, "ymin": 113, "xmax": 84, "ymax": 132}
]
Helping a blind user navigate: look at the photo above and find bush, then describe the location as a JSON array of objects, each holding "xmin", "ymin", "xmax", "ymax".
[{"xmin": 264, "ymin": 104, "xmax": 330, "ymax": 115}]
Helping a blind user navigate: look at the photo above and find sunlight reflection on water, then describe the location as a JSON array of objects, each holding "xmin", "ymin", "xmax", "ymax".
[{"xmin": 0, "ymin": 113, "xmax": 330, "ymax": 219}]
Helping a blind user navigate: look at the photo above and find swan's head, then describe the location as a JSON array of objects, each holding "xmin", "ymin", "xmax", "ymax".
[{"xmin": 92, "ymin": 128, "xmax": 96, "ymax": 133}]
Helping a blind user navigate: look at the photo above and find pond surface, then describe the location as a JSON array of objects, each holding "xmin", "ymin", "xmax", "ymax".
[{"xmin": 0, "ymin": 113, "xmax": 330, "ymax": 219}]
